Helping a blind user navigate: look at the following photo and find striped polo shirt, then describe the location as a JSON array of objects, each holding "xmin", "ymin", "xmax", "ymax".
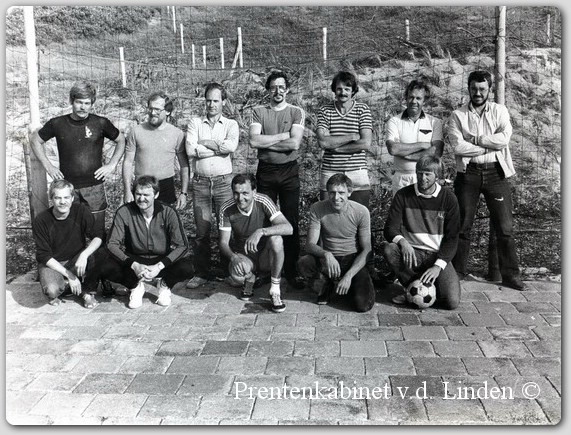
[{"xmin": 317, "ymin": 101, "xmax": 373, "ymax": 172}]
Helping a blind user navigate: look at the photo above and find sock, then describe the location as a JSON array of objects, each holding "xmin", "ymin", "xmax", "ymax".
[{"xmin": 269, "ymin": 277, "xmax": 281, "ymax": 296}]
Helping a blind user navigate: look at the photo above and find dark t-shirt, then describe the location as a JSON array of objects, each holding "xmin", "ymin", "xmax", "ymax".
[{"xmin": 38, "ymin": 114, "xmax": 120, "ymax": 188}]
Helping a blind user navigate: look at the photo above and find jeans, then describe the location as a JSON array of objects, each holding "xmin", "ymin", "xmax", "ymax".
[
  {"xmin": 452, "ymin": 163, "xmax": 520, "ymax": 280},
  {"xmin": 192, "ymin": 174, "xmax": 233, "ymax": 278},
  {"xmin": 297, "ymin": 253, "xmax": 375, "ymax": 312},
  {"xmin": 383, "ymin": 242, "xmax": 461, "ymax": 310},
  {"xmin": 256, "ymin": 160, "xmax": 300, "ymax": 279}
]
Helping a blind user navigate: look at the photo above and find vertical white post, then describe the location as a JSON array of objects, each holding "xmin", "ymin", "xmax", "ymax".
[
  {"xmin": 119, "ymin": 47, "xmax": 127, "ymax": 88},
  {"xmin": 495, "ymin": 6, "xmax": 506, "ymax": 105},
  {"xmin": 192, "ymin": 43, "xmax": 196, "ymax": 69},
  {"xmin": 322, "ymin": 27, "xmax": 327, "ymax": 62},
  {"xmin": 405, "ymin": 19, "xmax": 410, "ymax": 42},
  {"xmin": 546, "ymin": 13, "xmax": 551, "ymax": 44},
  {"xmin": 203, "ymin": 45, "xmax": 206, "ymax": 68},
  {"xmin": 166, "ymin": 6, "xmax": 170, "ymax": 17},
  {"xmin": 180, "ymin": 23, "xmax": 184, "ymax": 54},
  {"xmin": 238, "ymin": 27, "xmax": 243, "ymax": 68},
  {"xmin": 172, "ymin": 6, "xmax": 176, "ymax": 33},
  {"xmin": 220, "ymin": 38, "xmax": 225, "ymax": 69}
]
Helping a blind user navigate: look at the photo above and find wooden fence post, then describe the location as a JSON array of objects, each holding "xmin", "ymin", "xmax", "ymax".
[
  {"xmin": 220, "ymin": 38, "xmax": 225, "ymax": 69},
  {"xmin": 192, "ymin": 43, "xmax": 196, "ymax": 69},
  {"xmin": 203, "ymin": 45, "xmax": 206, "ymax": 68},
  {"xmin": 323, "ymin": 27, "xmax": 327, "ymax": 63},
  {"xmin": 180, "ymin": 23, "xmax": 184, "ymax": 54},
  {"xmin": 119, "ymin": 47, "xmax": 127, "ymax": 88}
]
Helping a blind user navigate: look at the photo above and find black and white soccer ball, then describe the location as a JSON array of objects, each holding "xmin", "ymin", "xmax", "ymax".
[{"xmin": 406, "ymin": 279, "xmax": 436, "ymax": 309}]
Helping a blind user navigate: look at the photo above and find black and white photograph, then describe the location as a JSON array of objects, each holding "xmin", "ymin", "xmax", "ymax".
[{"xmin": 3, "ymin": 2, "xmax": 562, "ymax": 426}]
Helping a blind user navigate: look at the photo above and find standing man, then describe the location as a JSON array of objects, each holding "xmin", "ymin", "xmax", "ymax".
[
  {"xmin": 123, "ymin": 91, "xmax": 189, "ymax": 209},
  {"xmin": 249, "ymin": 71, "xmax": 305, "ymax": 290},
  {"xmin": 102, "ymin": 176, "xmax": 194, "ymax": 309},
  {"xmin": 32, "ymin": 180, "xmax": 103, "ymax": 309},
  {"xmin": 316, "ymin": 71, "xmax": 373, "ymax": 206},
  {"xmin": 219, "ymin": 174, "xmax": 293, "ymax": 313},
  {"xmin": 186, "ymin": 83, "xmax": 240, "ymax": 289},
  {"xmin": 31, "ymin": 81, "xmax": 126, "ymax": 238},
  {"xmin": 386, "ymin": 79, "xmax": 444, "ymax": 195},
  {"xmin": 297, "ymin": 174, "xmax": 375, "ymax": 312},
  {"xmin": 383, "ymin": 156, "xmax": 461, "ymax": 310},
  {"xmin": 447, "ymin": 70, "xmax": 524, "ymax": 290}
]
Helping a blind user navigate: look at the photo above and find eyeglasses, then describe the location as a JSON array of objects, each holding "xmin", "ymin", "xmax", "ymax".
[{"xmin": 148, "ymin": 107, "xmax": 166, "ymax": 113}]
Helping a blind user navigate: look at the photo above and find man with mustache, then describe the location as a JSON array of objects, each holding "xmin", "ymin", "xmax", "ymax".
[
  {"xmin": 447, "ymin": 70, "xmax": 525, "ymax": 291},
  {"xmin": 101, "ymin": 175, "xmax": 193, "ymax": 309},
  {"xmin": 386, "ymin": 79, "xmax": 444, "ymax": 196}
]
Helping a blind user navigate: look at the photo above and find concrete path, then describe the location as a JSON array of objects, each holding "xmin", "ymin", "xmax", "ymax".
[{"xmin": 5, "ymin": 272, "xmax": 561, "ymax": 425}]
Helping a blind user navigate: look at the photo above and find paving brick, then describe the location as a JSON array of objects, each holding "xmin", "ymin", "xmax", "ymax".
[
  {"xmin": 29, "ymin": 391, "xmax": 95, "ymax": 417},
  {"xmin": 102, "ymin": 326, "xmax": 149, "ymax": 340},
  {"xmin": 166, "ymin": 356, "xmax": 220, "ymax": 374},
  {"xmin": 537, "ymin": 397, "xmax": 562, "ymax": 424},
  {"xmin": 337, "ymin": 313, "xmax": 379, "ymax": 327},
  {"xmin": 483, "ymin": 289, "xmax": 527, "ymax": 302},
  {"xmin": 124, "ymin": 373, "xmax": 185, "ymax": 395},
  {"xmin": 25, "ymin": 354, "xmax": 83, "ymax": 373},
  {"xmin": 143, "ymin": 326, "xmax": 191, "ymax": 340},
  {"xmin": 461, "ymin": 281, "xmax": 500, "ymax": 292},
  {"xmin": 459, "ymin": 313, "xmax": 506, "ymax": 327},
  {"xmin": 547, "ymin": 376, "xmax": 561, "ymax": 395},
  {"xmin": 252, "ymin": 395, "xmax": 310, "ymax": 420},
  {"xmin": 214, "ymin": 314, "xmax": 257, "ymax": 327},
  {"xmin": 522, "ymin": 291, "xmax": 560, "ymax": 303},
  {"xmin": 378, "ymin": 313, "xmax": 420, "ymax": 326},
  {"xmin": 172, "ymin": 314, "xmax": 218, "ymax": 327},
  {"xmin": 6, "ymin": 338, "xmax": 78, "ymax": 355},
  {"xmin": 524, "ymin": 340, "xmax": 560, "ymax": 358},
  {"xmin": 117, "ymin": 356, "xmax": 174, "ymax": 374},
  {"xmin": 177, "ymin": 375, "xmax": 234, "ymax": 396},
  {"xmin": 283, "ymin": 301, "xmax": 320, "ymax": 314},
  {"xmin": 499, "ymin": 313, "xmax": 548, "ymax": 327},
  {"xmin": 487, "ymin": 326, "xmax": 538, "ymax": 340},
  {"xmin": 138, "ymin": 396, "xmax": 201, "ymax": 419},
  {"xmin": 6, "ymin": 354, "xmax": 40, "ymax": 371},
  {"xmin": 315, "ymin": 357, "xmax": 364, "ymax": 376},
  {"xmin": 386, "ymin": 341, "xmax": 434, "ymax": 357},
  {"xmin": 82, "ymin": 393, "xmax": 148, "ymax": 418},
  {"xmin": 156, "ymin": 341, "xmax": 204, "ymax": 356},
  {"xmin": 413, "ymin": 357, "xmax": 466, "ymax": 376},
  {"xmin": 480, "ymin": 398, "xmax": 549, "ymax": 424},
  {"xmin": 246, "ymin": 341, "xmax": 294, "ymax": 357},
  {"xmin": 440, "ymin": 375, "xmax": 499, "ymax": 395},
  {"xmin": 271, "ymin": 325, "xmax": 315, "ymax": 341},
  {"xmin": 512, "ymin": 302, "xmax": 558, "ymax": 314},
  {"xmin": 540, "ymin": 314, "xmax": 561, "ymax": 326},
  {"xmin": 364, "ymin": 357, "xmax": 415, "ymax": 376},
  {"xmin": 444, "ymin": 326, "xmax": 493, "ymax": 341},
  {"xmin": 417, "ymin": 312, "xmax": 463, "ymax": 326},
  {"xmin": 19, "ymin": 326, "xmax": 66, "ymax": 340},
  {"xmin": 184, "ymin": 326, "xmax": 231, "ymax": 340},
  {"xmin": 401, "ymin": 326, "xmax": 448, "ymax": 341},
  {"xmin": 231, "ymin": 375, "xmax": 286, "ymax": 397},
  {"xmin": 196, "ymin": 396, "xmax": 255, "ymax": 420},
  {"xmin": 203, "ymin": 302, "xmax": 245, "ymax": 315},
  {"xmin": 424, "ymin": 398, "xmax": 488, "ymax": 423},
  {"xmin": 266, "ymin": 357, "xmax": 314, "ymax": 375},
  {"xmin": 201, "ymin": 340, "xmax": 249, "ymax": 356},
  {"xmin": 511, "ymin": 357, "xmax": 561, "ymax": 377},
  {"xmin": 494, "ymin": 376, "xmax": 561, "ymax": 399},
  {"xmin": 478, "ymin": 340, "xmax": 532, "ymax": 358},
  {"xmin": 295, "ymin": 313, "xmax": 337, "ymax": 327},
  {"xmin": 367, "ymin": 396, "xmax": 428, "ymax": 423},
  {"xmin": 68, "ymin": 339, "xmax": 119, "ymax": 355},
  {"xmin": 5, "ymin": 391, "xmax": 46, "ymax": 417},
  {"xmin": 310, "ymin": 399, "xmax": 367, "ymax": 421},
  {"xmin": 113, "ymin": 340, "xmax": 163, "ymax": 356},
  {"xmin": 473, "ymin": 301, "xmax": 519, "ymax": 314},
  {"xmin": 227, "ymin": 326, "xmax": 273, "ymax": 341},
  {"xmin": 254, "ymin": 313, "xmax": 296, "ymax": 326},
  {"xmin": 340, "ymin": 340, "xmax": 387, "ymax": 357},
  {"xmin": 315, "ymin": 326, "xmax": 359, "ymax": 341},
  {"xmin": 53, "ymin": 314, "xmax": 105, "ymax": 327},
  {"xmin": 25, "ymin": 372, "xmax": 84, "ymax": 392},
  {"xmin": 389, "ymin": 375, "xmax": 446, "ymax": 398},
  {"xmin": 160, "ymin": 417, "xmax": 220, "ymax": 425},
  {"xmin": 60, "ymin": 326, "xmax": 110, "ymax": 340},
  {"xmin": 216, "ymin": 357, "xmax": 268, "ymax": 375},
  {"xmin": 293, "ymin": 340, "xmax": 339, "ymax": 357},
  {"xmin": 451, "ymin": 301, "xmax": 478, "ymax": 312},
  {"xmin": 432, "ymin": 341, "xmax": 484, "ymax": 357},
  {"xmin": 526, "ymin": 281, "xmax": 561, "ymax": 292},
  {"xmin": 359, "ymin": 326, "xmax": 403, "ymax": 341},
  {"xmin": 73, "ymin": 373, "xmax": 135, "ymax": 394},
  {"xmin": 461, "ymin": 291, "xmax": 488, "ymax": 302},
  {"xmin": 6, "ymin": 371, "xmax": 37, "ymax": 391},
  {"xmin": 285, "ymin": 375, "xmax": 338, "ymax": 392},
  {"xmin": 532, "ymin": 326, "xmax": 561, "ymax": 341},
  {"xmin": 462, "ymin": 357, "xmax": 519, "ymax": 376},
  {"xmin": 221, "ymin": 419, "xmax": 277, "ymax": 425}
]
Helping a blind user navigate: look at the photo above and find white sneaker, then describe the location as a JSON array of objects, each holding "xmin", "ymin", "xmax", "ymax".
[
  {"xmin": 129, "ymin": 282, "xmax": 145, "ymax": 309},
  {"xmin": 156, "ymin": 279, "xmax": 172, "ymax": 306},
  {"xmin": 186, "ymin": 276, "xmax": 208, "ymax": 289},
  {"xmin": 270, "ymin": 292, "xmax": 286, "ymax": 313}
]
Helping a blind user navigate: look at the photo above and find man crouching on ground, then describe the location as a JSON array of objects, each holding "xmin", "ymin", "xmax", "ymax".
[{"xmin": 219, "ymin": 174, "xmax": 293, "ymax": 313}]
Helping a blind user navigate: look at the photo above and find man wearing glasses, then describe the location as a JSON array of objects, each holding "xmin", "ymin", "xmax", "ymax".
[{"xmin": 123, "ymin": 91, "xmax": 189, "ymax": 209}]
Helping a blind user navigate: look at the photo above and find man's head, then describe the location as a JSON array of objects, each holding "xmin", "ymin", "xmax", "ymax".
[
  {"xmin": 331, "ymin": 71, "xmax": 359, "ymax": 102},
  {"xmin": 69, "ymin": 81, "xmax": 96, "ymax": 120},
  {"xmin": 405, "ymin": 79, "xmax": 431, "ymax": 119},
  {"xmin": 231, "ymin": 173, "xmax": 257, "ymax": 213},
  {"xmin": 467, "ymin": 70, "xmax": 493, "ymax": 108},
  {"xmin": 204, "ymin": 82, "xmax": 226, "ymax": 119},
  {"xmin": 133, "ymin": 175, "xmax": 160, "ymax": 212},
  {"xmin": 147, "ymin": 92, "xmax": 173, "ymax": 128},
  {"xmin": 265, "ymin": 71, "xmax": 290, "ymax": 105},
  {"xmin": 326, "ymin": 173, "xmax": 353, "ymax": 211},
  {"xmin": 49, "ymin": 179, "xmax": 75, "ymax": 216},
  {"xmin": 415, "ymin": 155, "xmax": 442, "ymax": 194}
]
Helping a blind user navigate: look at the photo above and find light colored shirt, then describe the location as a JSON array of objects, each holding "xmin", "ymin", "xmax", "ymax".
[
  {"xmin": 447, "ymin": 101, "xmax": 515, "ymax": 177},
  {"xmin": 186, "ymin": 115, "xmax": 239, "ymax": 177}
]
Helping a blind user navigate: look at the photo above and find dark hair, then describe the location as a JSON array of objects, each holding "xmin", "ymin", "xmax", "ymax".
[
  {"xmin": 133, "ymin": 175, "xmax": 160, "ymax": 195},
  {"xmin": 416, "ymin": 155, "xmax": 443, "ymax": 178},
  {"xmin": 204, "ymin": 82, "xmax": 227, "ymax": 100},
  {"xmin": 49, "ymin": 179, "xmax": 75, "ymax": 199},
  {"xmin": 231, "ymin": 173, "xmax": 257, "ymax": 191},
  {"xmin": 265, "ymin": 71, "xmax": 290, "ymax": 90},
  {"xmin": 147, "ymin": 91, "xmax": 174, "ymax": 113},
  {"xmin": 330, "ymin": 71, "xmax": 359, "ymax": 96},
  {"xmin": 468, "ymin": 70, "xmax": 493, "ymax": 89},
  {"xmin": 69, "ymin": 81, "xmax": 96, "ymax": 104},
  {"xmin": 326, "ymin": 173, "xmax": 354, "ymax": 192},
  {"xmin": 405, "ymin": 79, "xmax": 431, "ymax": 100}
]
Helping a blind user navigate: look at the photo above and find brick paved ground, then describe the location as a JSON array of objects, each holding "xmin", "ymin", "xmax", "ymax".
[{"xmin": 5, "ymin": 272, "xmax": 561, "ymax": 425}]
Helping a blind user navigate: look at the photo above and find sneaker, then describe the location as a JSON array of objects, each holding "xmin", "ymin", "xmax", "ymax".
[
  {"xmin": 186, "ymin": 276, "xmax": 208, "ymax": 289},
  {"xmin": 240, "ymin": 279, "xmax": 255, "ymax": 301},
  {"xmin": 129, "ymin": 282, "xmax": 145, "ymax": 309},
  {"xmin": 313, "ymin": 275, "xmax": 332, "ymax": 305},
  {"xmin": 82, "ymin": 293, "xmax": 97, "ymax": 309},
  {"xmin": 392, "ymin": 294, "xmax": 407, "ymax": 305},
  {"xmin": 270, "ymin": 293, "xmax": 286, "ymax": 313},
  {"xmin": 101, "ymin": 279, "xmax": 115, "ymax": 298},
  {"xmin": 48, "ymin": 297, "xmax": 61, "ymax": 306},
  {"xmin": 156, "ymin": 279, "xmax": 172, "ymax": 306}
]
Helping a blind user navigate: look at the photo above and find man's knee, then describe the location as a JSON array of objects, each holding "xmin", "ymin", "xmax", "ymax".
[
  {"xmin": 297, "ymin": 255, "xmax": 318, "ymax": 279},
  {"xmin": 268, "ymin": 235, "xmax": 283, "ymax": 252},
  {"xmin": 383, "ymin": 242, "xmax": 401, "ymax": 266},
  {"xmin": 41, "ymin": 282, "xmax": 63, "ymax": 300}
]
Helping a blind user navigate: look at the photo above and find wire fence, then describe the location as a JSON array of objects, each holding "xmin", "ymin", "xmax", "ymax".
[{"xmin": 5, "ymin": 6, "xmax": 561, "ymax": 276}]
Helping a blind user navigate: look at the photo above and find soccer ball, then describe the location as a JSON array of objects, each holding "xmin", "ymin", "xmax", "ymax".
[{"xmin": 406, "ymin": 279, "xmax": 436, "ymax": 309}]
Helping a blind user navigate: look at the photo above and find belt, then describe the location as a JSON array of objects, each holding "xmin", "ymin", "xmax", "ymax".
[
  {"xmin": 323, "ymin": 167, "xmax": 368, "ymax": 174},
  {"xmin": 193, "ymin": 173, "xmax": 231, "ymax": 181},
  {"xmin": 467, "ymin": 161, "xmax": 499, "ymax": 170}
]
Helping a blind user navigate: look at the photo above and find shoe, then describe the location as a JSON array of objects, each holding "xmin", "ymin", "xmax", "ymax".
[
  {"xmin": 129, "ymin": 282, "xmax": 145, "ymax": 309},
  {"xmin": 101, "ymin": 279, "xmax": 115, "ymax": 298},
  {"xmin": 501, "ymin": 277, "xmax": 526, "ymax": 291},
  {"xmin": 156, "ymin": 279, "xmax": 172, "ymax": 306},
  {"xmin": 313, "ymin": 275, "xmax": 332, "ymax": 305},
  {"xmin": 392, "ymin": 294, "xmax": 407, "ymax": 305},
  {"xmin": 317, "ymin": 289, "xmax": 330, "ymax": 305},
  {"xmin": 270, "ymin": 293, "xmax": 286, "ymax": 313},
  {"xmin": 82, "ymin": 293, "xmax": 97, "ymax": 309},
  {"xmin": 186, "ymin": 276, "xmax": 208, "ymax": 289},
  {"xmin": 254, "ymin": 275, "xmax": 271, "ymax": 289},
  {"xmin": 240, "ymin": 279, "xmax": 255, "ymax": 301},
  {"xmin": 287, "ymin": 276, "xmax": 306, "ymax": 290},
  {"xmin": 48, "ymin": 297, "xmax": 61, "ymax": 306}
]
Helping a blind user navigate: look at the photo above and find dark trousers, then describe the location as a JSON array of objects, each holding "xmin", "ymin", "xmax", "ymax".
[
  {"xmin": 297, "ymin": 253, "xmax": 375, "ymax": 313},
  {"xmin": 256, "ymin": 160, "xmax": 300, "ymax": 279},
  {"xmin": 158, "ymin": 177, "xmax": 177, "ymax": 205},
  {"xmin": 452, "ymin": 163, "xmax": 520, "ymax": 280}
]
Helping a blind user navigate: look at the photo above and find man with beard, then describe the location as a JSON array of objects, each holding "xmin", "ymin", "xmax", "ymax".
[
  {"xmin": 383, "ymin": 156, "xmax": 461, "ymax": 310},
  {"xmin": 249, "ymin": 71, "xmax": 306, "ymax": 291},
  {"xmin": 102, "ymin": 175, "xmax": 193, "ymax": 309},
  {"xmin": 386, "ymin": 79, "xmax": 444, "ymax": 195},
  {"xmin": 447, "ymin": 70, "xmax": 525, "ymax": 290},
  {"xmin": 123, "ymin": 92, "xmax": 189, "ymax": 209}
]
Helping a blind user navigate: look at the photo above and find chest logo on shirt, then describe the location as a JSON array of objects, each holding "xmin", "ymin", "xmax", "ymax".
[
  {"xmin": 437, "ymin": 211, "xmax": 445, "ymax": 221},
  {"xmin": 85, "ymin": 127, "xmax": 93, "ymax": 139}
]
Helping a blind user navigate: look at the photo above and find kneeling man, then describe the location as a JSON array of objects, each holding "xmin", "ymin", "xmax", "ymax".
[
  {"xmin": 297, "ymin": 173, "xmax": 375, "ymax": 312},
  {"xmin": 383, "ymin": 156, "xmax": 461, "ymax": 310},
  {"xmin": 103, "ymin": 175, "xmax": 193, "ymax": 308},
  {"xmin": 219, "ymin": 174, "xmax": 293, "ymax": 313}
]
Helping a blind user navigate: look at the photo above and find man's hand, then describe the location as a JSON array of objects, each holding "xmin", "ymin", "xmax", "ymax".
[
  {"xmin": 66, "ymin": 270, "xmax": 82, "ymax": 295},
  {"xmin": 94, "ymin": 164, "xmax": 116, "ymax": 181},
  {"xmin": 74, "ymin": 253, "xmax": 89, "ymax": 278},
  {"xmin": 335, "ymin": 274, "xmax": 352, "ymax": 295},
  {"xmin": 46, "ymin": 163, "xmax": 64, "ymax": 181},
  {"xmin": 463, "ymin": 133, "xmax": 477, "ymax": 145},
  {"xmin": 132, "ymin": 262, "xmax": 150, "ymax": 280},
  {"xmin": 142, "ymin": 263, "xmax": 162, "ymax": 281},
  {"xmin": 420, "ymin": 265, "xmax": 441, "ymax": 285},
  {"xmin": 323, "ymin": 252, "xmax": 341, "ymax": 279},
  {"xmin": 398, "ymin": 239, "xmax": 417, "ymax": 269},
  {"xmin": 244, "ymin": 229, "xmax": 264, "ymax": 255},
  {"xmin": 230, "ymin": 254, "xmax": 248, "ymax": 277},
  {"xmin": 175, "ymin": 194, "xmax": 187, "ymax": 210},
  {"xmin": 124, "ymin": 190, "xmax": 134, "ymax": 204}
]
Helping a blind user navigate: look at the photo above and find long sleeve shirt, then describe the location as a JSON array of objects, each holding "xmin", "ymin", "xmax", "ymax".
[
  {"xmin": 447, "ymin": 101, "xmax": 515, "ymax": 177},
  {"xmin": 186, "ymin": 115, "xmax": 239, "ymax": 176},
  {"xmin": 384, "ymin": 183, "xmax": 460, "ymax": 269},
  {"xmin": 107, "ymin": 201, "xmax": 188, "ymax": 267}
]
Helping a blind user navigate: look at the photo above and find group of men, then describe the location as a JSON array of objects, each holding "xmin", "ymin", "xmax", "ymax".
[{"xmin": 30, "ymin": 69, "xmax": 525, "ymax": 315}]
